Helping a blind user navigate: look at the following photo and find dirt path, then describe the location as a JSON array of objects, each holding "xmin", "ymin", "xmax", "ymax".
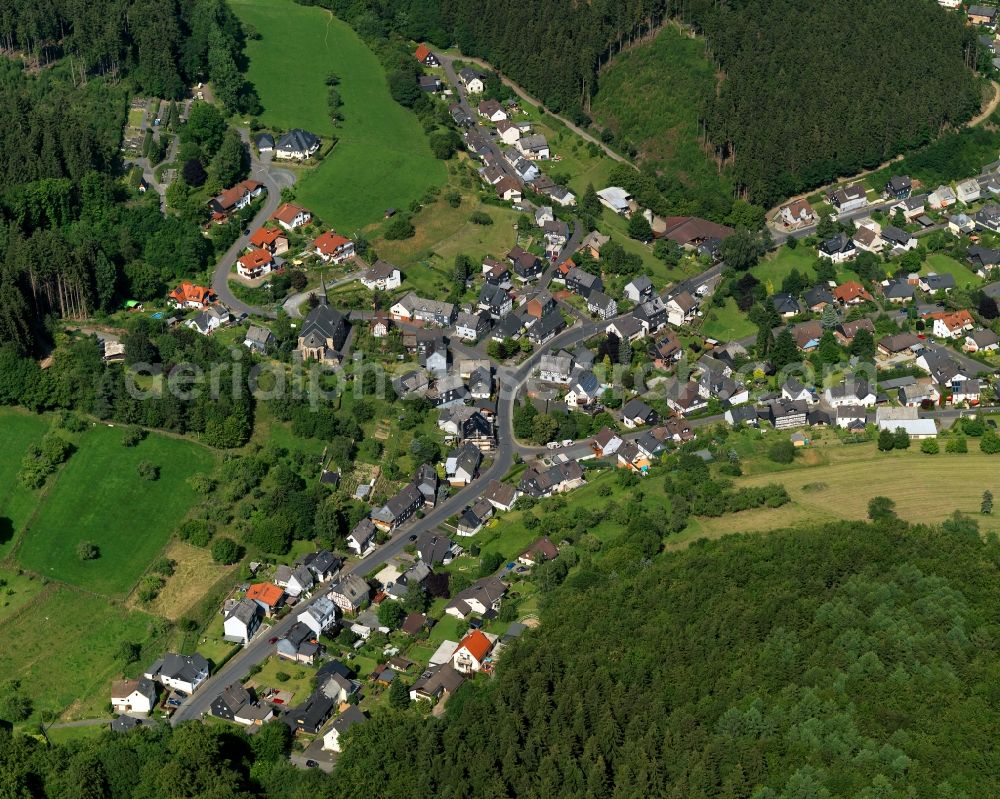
[{"xmin": 768, "ymin": 80, "xmax": 1000, "ymax": 218}]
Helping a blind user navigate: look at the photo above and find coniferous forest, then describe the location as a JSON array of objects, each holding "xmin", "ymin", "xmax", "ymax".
[
  {"xmin": 2, "ymin": 518, "xmax": 999, "ymax": 798},
  {"xmin": 319, "ymin": 0, "xmax": 981, "ymax": 206}
]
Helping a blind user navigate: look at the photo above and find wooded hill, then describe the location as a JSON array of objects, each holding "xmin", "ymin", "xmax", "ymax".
[
  {"xmin": 320, "ymin": 0, "xmax": 981, "ymax": 207},
  {"xmin": 3, "ymin": 516, "xmax": 999, "ymax": 797}
]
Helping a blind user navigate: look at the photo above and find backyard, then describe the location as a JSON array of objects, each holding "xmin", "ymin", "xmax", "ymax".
[{"xmin": 231, "ymin": 0, "xmax": 445, "ymax": 231}]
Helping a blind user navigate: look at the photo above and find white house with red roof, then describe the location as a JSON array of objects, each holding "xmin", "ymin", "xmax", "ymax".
[
  {"xmin": 271, "ymin": 203, "xmax": 312, "ymax": 231},
  {"xmin": 313, "ymin": 231, "xmax": 355, "ymax": 264},
  {"xmin": 451, "ymin": 630, "xmax": 497, "ymax": 674},
  {"xmin": 169, "ymin": 282, "xmax": 216, "ymax": 310},
  {"xmin": 249, "ymin": 227, "xmax": 288, "ymax": 255},
  {"xmin": 236, "ymin": 248, "xmax": 276, "ymax": 279},
  {"xmin": 208, "ymin": 180, "xmax": 264, "ymax": 220},
  {"xmin": 926, "ymin": 309, "xmax": 975, "ymax": 339}
]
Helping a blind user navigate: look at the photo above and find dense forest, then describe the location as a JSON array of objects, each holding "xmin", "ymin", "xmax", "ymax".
[
  {"xmin": 318, "ymin": 0, "xmax": 981, "ymax": 208},
  {"xmin": 3, "ymin": 516, "xmax": 999, "ymax": 797}
]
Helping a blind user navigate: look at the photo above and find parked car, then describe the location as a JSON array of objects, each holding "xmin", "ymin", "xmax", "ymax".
[
  {"xmin": 546, "ymin": 441, "xmax": 560, "ymax": 449},
  {"xmin": 305, "ymin": 760, "xmax": 318, "ymax": 768},
  {"xmin": 561, "ymin": 439, "xmax": 574, "ymax": 447},
  {"xmin": 268, "ymin": 636, "xmax": 278, "ymax": 645}
]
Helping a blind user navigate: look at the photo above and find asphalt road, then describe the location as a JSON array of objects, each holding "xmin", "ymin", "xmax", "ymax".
[{"xmin": 211, "ymin": 129, "xmax": 297, "ymax": 320}]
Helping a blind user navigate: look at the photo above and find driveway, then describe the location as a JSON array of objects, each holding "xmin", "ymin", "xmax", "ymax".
[{"xmin": 211, "ymin": 130, "xmax": 297, "ymax": 319}]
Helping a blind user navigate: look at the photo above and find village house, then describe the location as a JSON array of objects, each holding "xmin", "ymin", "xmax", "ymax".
[
  {"xmin": 285, "ymin": 692, "xmax": 335, "ymax": 735},
  {"xmin": 372, "ymin": 483, "xmax": 424, "ymax": 531},
  {"xmin": 361, "ymin": 260, "xmax": 401, "ymax": 290},
  {"xmin": 185, "ymin": 305, "xmax": 232, "ymax": 336},
  {"xmin": 587, "ymin": 290, "xmax": 618, "ymax": 320},
  {"xmin": 880, "ymin": 226, "xmax": 917, "ymax": 253},
  {"xmin": 347, "ymin": 518, "xmax": 377, "ymax": 556},
  {"xmin": 518, "ymin": 461, "xmax": 586, "ymax": 499},
  {"xmin": 891, "ymin": 195, "xmax": 926, "ymax": 223},
  {"xmin": 624, "ymin": 275, "xmax": 654, "ymax": 303},
  {"xmin": 565, "ymin": 369, "xmax": 603, "ymax": 407},
  {"xmin": 390, "ymin": 292, "xmax": 456, "ymax": 326},
  {"xmin": 275, "ymin": 129, "xmax": 320, "ymax": 160},
  {"xmin": 208, "ymin": 179, "xmax": 264, "ymax": 220},
  {"xmin": 236, "ymin": 248, "xmax": 276, "ymax": 280},
  {"xmin": 452, "ymin": 630, "xmax": 497, "ymax": 675},
  {"xmin": 223, "ymin": 598, "xmax": 263, "ymax": 646},
  {"xmin": 249, "ymin": 226, "xmax": 288, "ymax": 255},
  {"xmin": 414, "ymin": 43, "xmax": 439, "ymax": 66},
  {"xmin": 882, "ymin": 278, "xmax": 916, "ymax": 304},
  {"xmin": 111, "ymin": 678, "xmax": 157, "ymax": 716},
  {"xmin": 621, "ymin": 397, "xmax": 658, "ymax": 428},
  {"xmin": 169, "ymin": 282, "xmax": 216, "ymax": 310},
  {"xmin": 665, "ymin": 379, "xmax": 708, "ymax": 415},
  {"xmin": 445, "ymin": 575, "xmax": 507, "ymax": 619},
  {"xmin": 479, "ymin": 283, "xmax": 513, "ymax": 318},
  {"xmin": 666, "ymin": 291, "xmax": 698, "ymax": 326},
  {"xmin": 211, "ymin": 684, "xmax": 273, "ymax": 727},
  {"xmin": 298, "ymin": 596, "xmax": 338, "ymax": 637},
  {"xmin": 271, "ymin": 202, "xmax": 312, "ymax": 231},
  {"xmin": 609, "ymin": 314, "xmax": 649, "ymax": 344},
  {"xmin": 957, "ymin": 178, "xmax": 981, "ymax": 205},
  {"xmin": 878, "ymin": 332, "xmax": 923, "ymax": 358},
  {"xmin": 968, "ymin": 5, "xmax": 998, "ymax": 27},
  {"xmin": 458, "ymin": 67, "xmax": 485, "ymax": 93},
  {"xmin": 478, "ymin": 99, "xmax": 507, "ymax": 122},
  {"xmin": 596, "ymin": 186, "xmax": 635, "ymax": 216},
  {"xmin": 969, "ymin": 245, "xmax": 1000, "ymax": 276},
  {"xmin": 833, "ymin": 280, "xmax": 873, "ymax": 306},
  {"xmin": 765, "ymin": 399, "xmax": 809, "ymax": 430},
  {"xmin": 929, "ymin": 184, "xmax": 957, "ymax": 209},
  {"xmin": 965, "ymin": 328, "xmax": 1000, "ymax": 352},
  {"xmin": 527, "ymin": 309, "xmax": 565, "ymax": 345},
  {"xmin": 803, "ymin": 286, "xmax": 835, "ymax": 312},
  {"xmin": 144, "ymin": 653, "xmax": 209, "ymax": 695},
  {"xmin": 580, "ymin": 230, "xmax": 610, "ymax": 259},
  {"xmin": 322, "ymin": 706, "xmax": 368, "ymax": 753},
  {"xmin": 409, "ymin": 663, "xmax": 465, "ymax": 702},
  {"xmin": 313, "ymin": 231, "xmax": 355, "ymax": 264},
  {"xmin": 438, "ymin": 406, "xmax": 496, "ymax": 451},
  {"xmin": 778, "ymin": 199, "xmax": 817, "ymax": 227},
  {"xmin": 825, "ymin": 376, "xmax": 876, "ymax": 407},
  {"xmin": 328, "ymin": 574, "xmax": 371, "ymax": 614},
  {"xmin": 828, "ymin": 184, "xmax": 867, "ymax": 214},
  {"xmin": 483, "ymin": 479, "xmax": 520, "ymax": 512},
  {"xmin": 496, "ymin": 120, "xmax": 521, "ymax": 145},
  {"xmin": 446, "ymin": 442, "xmax": 483, "ymax": 486},
  {"xmin": 274, "ymin": 563, "xmax": 314, "ymax": 598},
  {"xmin": 455, "ymin": 309, "xmax": 491, "ymax": 342},
  {"xmin": 539, "ymin": 352, "xmax": 573, "ymax": 383},
  {"xmin": 885, "ymin": 175, "xmax": 912, "ymax": 199},
  {"xmin": 834, "ymin": 318, "xmax": 875, "ymax": 346},
  {"xmin": 926, "ymin": 309, "xmax": 975, "ymax": 339},
  {"xmin": 818, "ymin": 232, "xmax": 857, "ymax": 263},
  {"xmin": 517, "ymin": 134, "xmax": 550, "ymax": 160},
  {"xmin": 565, "ymin": 266, "xmax": 603, "ymax": 297},
  {"xmin": 853, "ymin": 225, "xmax": 884, "ymax": 254},
  {"xmin": 245, "ymin": 582, "xmax": 285, "ymax": 617}
]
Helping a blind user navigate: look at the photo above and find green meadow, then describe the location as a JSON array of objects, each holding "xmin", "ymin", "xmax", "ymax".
[{"xmin": 231, "ymin": 0, "xmax": 446, "ymax": 232}]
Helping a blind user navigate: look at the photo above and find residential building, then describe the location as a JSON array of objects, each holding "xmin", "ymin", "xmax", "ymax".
[
  {"xmin": 390, "ymin": 292, "xmax": 456, "ymax": 326},
  {"xmin": 371, "ymin": 483, "xmax": 424, "ymax": 531},
  {"xmin": 765, "ymin": 399, "xmax": 808, "ymax": 429},
  {"xmin": 275, "ymin": 129, "xmax": 320, "ymax": 160},
  {"xmin": 929, "ymin": 184, "xmax": 957, "ymax": 209},
  {"xmin": 271, "ymin": 202, "xmax": 312, "ymax": 231},
  {"xmin": 965, "ymin": 328, "xmax": 1000, "ymax": 352},
  {"xmin": 478, "ymin": 283, "xmax": 513, "ymax": 318},
  {"xmin": 144, "ymin": 653, "xmax": 209, "ymax": 695},
  {"xmin": 596, "ymin": 186, "xmax": 634, "ymax": 215},
  {"xmin": 828, "ymin": 184, "xmax": 867, "ymax": 213},
  {"xmin": 322, "ymin": 706, "xmax": 368, "ymax": 753},
  {"xmin": 885, "ymin": 175, "xmax": 912, "ymax": 199},
  {"xmin": 825, "ymin": 376, "xmax": 876, "ymax": 407},
  {"xmin": 446, "ymin": 442, "xmax": 482, "ymax": 486},
  {"xmin": 621, "ymin": 398, "xmax": 658, "ymax": 428},
  {"xmin": 517, "ymin": 134, "xmax": 550, "ymax": 160},
  {"xmin": 452, "ymin": 630, "xmax": 496, "ymax": 674},
  {"xmin": 360, "ymin": 260, "xmax": 401, "ymax": 290},
  {"xmin": 221, "ymin": 598, "xmax": 262, "ymax": 646},
  {"xmin": 458, "ymin": 67, "xmax": 485, "ymax": 93},
  {"xmin": 818, "ymin": 232, "xmax": 856, "ymax": 263},
  {"xmin": 169, "ymin": 282, "xmax": 216, "ymax": 310},
  {"xmin": 539, "ymin": 353, "xmax": 573, "ymax": 384},
  {"xmin": 313, "ymin": 231, "xmax": 355, "ymax": 264},
  {"xmin": 778, "ymin": 199, "xmax": 817, "ymax": 226},
  {"xmin": 833, "ymin": 281, "xmax": 873, "ymax": 305},
  {"xmin": 666, "ymin": 291, "xmax": 697, "ymax": 326},
  {"xmin": 445, "ymin": 575, "xmax": 507, "ymax": 619},
  {"xmin": 957, "ymin": 178, "xmax": 981, "ymax": 204},
  {"xmin": 347, "ymin": 518, "xmax": 376, "ymax": 556},
  {"xmin": 926, "ymin": 309, "xmax": 975, "ymax": 338},
  {"xmin": 111, "ymin": 678, "xmax": 157, "ymax": 716},
  {"xmin": 891, "ymin": 195, "xmax": 926, "ymax": 222},
  {"xmin": 517, "ymin": 461, "xmax": 586, "ymax": 499},
  {"xmin": 185, "ymin": 305, "xmax": 232, "ymax": 336},
  {"xmin": 527, "ymin": 308, "xmax": 565, "ymax": 345},
  {"xmin": 414, "ymin": 43, "xmax": 439, "ymax": 65},
  {"xmin": 249, "ymin": 226, "xmax": 288, "ymax": 255},
  {"xmin": 587, "ymin": 290, "xmax": 618, "ymax": 320},
  {"xmin": 236, "ymin": 248, "xmax": 276, "ymax": 279},
  {"xmin": 328, "ymin": 574, "xmax": 371, "ymax": 614},
  {"xmin": 624, "ymin": 276, "xmax": 654, "ymax": 303},
  {"xmin": 207, "ymin": 179, "xmax": 264, "ymax": 219},
  {"xmin": 211, "ymin": 684, "xmax": 273, "ymax": 726},
  {"xmin": 243, "ymin": 324, "xmax": 275, "ymax": 353}
]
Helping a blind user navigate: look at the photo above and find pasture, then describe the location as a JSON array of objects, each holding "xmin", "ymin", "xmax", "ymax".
[
  {"xmin": 231, "ymin": 0, "xmax": 445, "ymax": 232},
  {"xmin": 17, "ymin": 425, "xmax": 216, "ymax": 596},
  {"xmin": 0, "ymin": 409, "xmax": 49, "ymax": 556},
  {"xmin": 0, "ymin": 585, "xmax": 158, "ymax": 720},
  {"xmin": 677, "ymin": 438, "xmax": 1000, "ymax": 547},
  {"xmin": 147, "ymin": 541, "xmax": 237, "ymax": 621}
]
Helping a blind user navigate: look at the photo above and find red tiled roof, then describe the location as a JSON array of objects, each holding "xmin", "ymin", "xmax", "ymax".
[
  {"xmin": 239, "ymin": 248, "xmax": 274, "ymax": 269},
  {"xmin": 925, "ymin": 309, "xmax": 974, "ymax": 330},
  {"xmin": 833, "ymin": 281, "xmax": 872, "ymax": 302},
  {"xmin": 271, "ymin": 202, "xmax": 310, "ymax": 225},
  {"xmin": 313, "ymin": 230, "xmax": 352, "ymax": 256},
  {"xmin": 415, "ymin": 44, "xmax": 431, "ymax": 62},
  {"xmin": 246, "ymin": 583, "xmax": 284, "ymax": 607},
  {"xmin": 169, "ymin": 282, "xmax": 215, "ymax": 305},
  {"xmin": 250, "ymin": 227, "xmax": 284, "ymax": 248},
  {"xmin": 457, "ymin": 630, "xmax": 492, "ymax": 662}
]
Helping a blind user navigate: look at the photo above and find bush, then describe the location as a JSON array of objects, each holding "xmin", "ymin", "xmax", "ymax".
[
  {"xmin": 275, "ymin": 671, "xmax": 291, "ymax": 683},
  {"xmin": 211, "ymin": 537, "xmax": 243, "ymax": 565},
  {"xmin": 768, "ymin": 440, "xmax": 796, "ymax": 464},
  {"xmin": 469, "ymin": 211, "xmax": 493, "ymax": 225},
  {"xmin": 137, "ymin": 461, "xmax": 159, "ymax": 481},
  {"xmin": 150, "ymin": 557, "xmax": 176, "ymax": 576},
  {"xmin": 946, "ymin": 435, "xmax": 968, "ymax": 453},
  {"xmin": 920, "ymin": 439, "xmax": 939, "ymax": 454},
  {"xmin": 121, "ymin": 426, "xmax": 145, "ymax": 447},
  {"xmin": 383, "ymin": 215, "xmax": 415, "ymax": 240},
  {"xmin": 76, "ymin": 540, "xmax": 100, "ymax": 561},
  {"xmin": 178, "ymin": 518, "xmax": 215, "ymax": 547}
]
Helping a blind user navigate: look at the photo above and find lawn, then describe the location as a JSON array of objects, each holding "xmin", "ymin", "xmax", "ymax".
[
  {"xmin": 700, "ymin": 297, "xmax": 756, "ymax": 341},
  {"xmin": 0, "ymin": 408, "xmax": 49, "ymax": 556},
  {"xmin": 17, "ymin": 426, "xmax": 216, "ymax": 596},
  {"xmin": 752, "ymin": 246, "xmax": 817, "ymax": 289},
  {"xmin": 0, "ymin": 585, "xmax": 159, "ymax": 721},
  {"xmin": 231, "ymin": 0, "xmax": 446, "ymax": 232},
  {"xmin": 923, "ymin": 253, "xmax": 981, "ymax": 289},
  {"xmin": 247, "ymin": 656, "xmax": 316, "ymax": 707}
]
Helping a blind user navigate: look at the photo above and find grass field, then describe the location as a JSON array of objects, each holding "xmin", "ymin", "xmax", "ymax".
[
  {"xmin": 0, "ymin": 567, "xmax": 45, "ymax": 626},
  {"xmin": 675, "ymin": 437, "xmax": 1000, "ymax": 548},
  {"xmin": 17, "ymin": 426, "xmax": 216, "ymax": 596},
  {"xmin": 591, "ymin": 24, "xmax": 730, "ymax": 205},
  {"xmin": 0, "ymin": 409, "xmax": 49, "ymax": 556},
  {"xmin": 231, "ymin": 0, "xmax": 445, "ymax": 232},
  {"xmin": 147, "ymin": 541, "xmax": 237, "ymax": 620},
  {"xmin": 923, "ymin": 253, "xmax": 981, "ymax": 289},
  {"xmin": 700, "ymin": 297, "xmax": 756, "ymax": 341},
  {"xmin": 0, "ymin": 585, "xmax": 158, "ymax": 720}
]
